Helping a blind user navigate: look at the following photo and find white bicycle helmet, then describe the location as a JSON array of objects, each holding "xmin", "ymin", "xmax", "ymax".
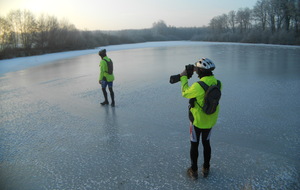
[{"xmin": 195, "ymin": 58, "xmax": 215, "ymax": 71}]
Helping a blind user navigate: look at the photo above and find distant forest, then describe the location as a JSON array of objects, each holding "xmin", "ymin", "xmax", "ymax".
[{"xmin": 1, "ymin": 0, "xmax": 299, "ymax": 59}]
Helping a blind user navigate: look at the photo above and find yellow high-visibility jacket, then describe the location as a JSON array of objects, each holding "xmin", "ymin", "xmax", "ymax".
[
  {"xmin": 99, "ymin": 56, "xmax": 114, "ymax": 82},
  {"xmin": 180, "ymin": 75, "xmax": 221, "ymax": 129}
]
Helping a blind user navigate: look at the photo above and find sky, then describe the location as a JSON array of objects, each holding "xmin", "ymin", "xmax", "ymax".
[{"xmin": 0, "ymin": 0, "xmax": 258, "ymax": 31}]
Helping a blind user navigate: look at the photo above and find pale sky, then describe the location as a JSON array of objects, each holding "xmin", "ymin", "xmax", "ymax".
[{"xmin": 0, "ymin": 0, "xmax": 258, "ymax": 30}]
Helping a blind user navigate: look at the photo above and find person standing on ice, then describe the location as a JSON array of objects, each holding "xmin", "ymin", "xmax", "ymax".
[
  {"xmin": 179, "ymin": 58, "xmax": 221, "ymax": 179},
  {"xmin": 98, "ymin": 49, "xmax": 115, "ymax": 107}
]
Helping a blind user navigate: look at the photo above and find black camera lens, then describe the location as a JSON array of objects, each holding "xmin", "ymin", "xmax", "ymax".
[{"xmin": 169, "ymin": 74, "xmax": 181, "ymax": 84}]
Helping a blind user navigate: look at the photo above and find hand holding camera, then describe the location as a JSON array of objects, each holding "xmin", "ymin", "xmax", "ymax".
[
  {"xmin": 169, "ymin": 64, "xmax": 195, "ymax": 84},
  {"xmin": 169, "ymin": 58, "xmax": 216, "ymax": 84}
]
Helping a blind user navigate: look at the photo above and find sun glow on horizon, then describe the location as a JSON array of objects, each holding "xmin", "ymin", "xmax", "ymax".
[{"xmin": 0, "ymin": 0, "xmax": 258, "ymax": 31}]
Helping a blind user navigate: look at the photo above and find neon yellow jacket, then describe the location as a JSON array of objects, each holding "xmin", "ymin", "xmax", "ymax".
[
  {"xmin": 99, "ymin": 56, "xmax": 114, "ymax": 82},
  {"xmin": 180, "ymin": 75, "xmax": 221, "ymax": 129}
]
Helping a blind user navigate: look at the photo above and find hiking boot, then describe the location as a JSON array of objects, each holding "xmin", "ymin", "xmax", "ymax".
[
  {"xmin": 100, "ymin": 101, "xmax": 109, "ymax": 106},
  {"xmin": 187, "ymin": 167, "xmax": 198, "ymax": 179},
  {"xmin": 201, "ymin": 166, "xmax": 209, "ymax": 178}
]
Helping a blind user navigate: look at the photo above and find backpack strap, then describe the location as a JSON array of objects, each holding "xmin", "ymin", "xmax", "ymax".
[
  {"xmin": 217, "ymin": 80, "xmax": 221, "ymax": 88},
  {"xmin": 197, "ymin": 81, "xmax": 209, "ymax": 92},
  {"xmin": 102, "ymin": 59, "xmax": 108, "ymax": 73},
  {"xmin": 102, "ymin": 58, "xmax": 112, "ymax": 63},
  {"xmin": 195, "ymin": 81, "xmax": 208, "ymax": 109},
  {"xmin": 198, "ymin": 80, "xmax": 221, "ymax": 91},
  {"xmin": 102, "ymin": 59, "xmax": 111, "ymax": 74}
]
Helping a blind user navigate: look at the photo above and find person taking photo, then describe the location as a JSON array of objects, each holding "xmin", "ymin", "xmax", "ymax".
[{"xmin": 179, "ymin": 58, "xmax": 221, "ymax": 179}]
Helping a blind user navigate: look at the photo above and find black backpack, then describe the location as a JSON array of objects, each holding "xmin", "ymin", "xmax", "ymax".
[
  {"xmin": 198, "ymin": 80, "xmax": 221, "ymax": 115},
  {"xmin": 103, "ymin": 59, "xmax": 113, "ymax": 75}
]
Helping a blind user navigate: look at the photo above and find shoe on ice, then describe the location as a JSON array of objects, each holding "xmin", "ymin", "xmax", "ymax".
[
  {"xmin": 187, "ymin": 167, "xmax": 198, "ymax": 179},
  {"xmin": 201, "ymin": 166, "xmax": 209, "ymax": 178},
  {"xmin": 111, "ymin": 102, "xmax": 115, "ymax": 107},
  {"xmin": 100, "ymin": 101, "xmax": 109, "ymax": 106}
]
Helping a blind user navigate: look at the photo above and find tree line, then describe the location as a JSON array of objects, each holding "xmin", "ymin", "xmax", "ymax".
[
  {"xmin": 0, "ymin": 10, "xmax": 123, "ymax": 59},
  {"xmin": 1, "ymin": 0, "xmax": 299, "ymax": 60},
  {"xmin": 207, "ymin": 0, "xmax": 300, "ymax": 44},
  {"xmin": 0, "ymin": 10, "xmax": 207, "ymax": 59}
]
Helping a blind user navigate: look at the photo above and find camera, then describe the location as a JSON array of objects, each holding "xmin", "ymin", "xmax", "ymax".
[{"xmin": 169, "ymin": 64, "xmax": 194, "ymax": 84}]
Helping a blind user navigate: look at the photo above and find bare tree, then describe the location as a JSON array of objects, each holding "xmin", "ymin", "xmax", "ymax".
[
  {"xmin": 281, "ymin": 0, "xmax": 294, "ymax": 31},
  {"xmin": 6, "ymin": 10, "xmax": 21, "ymax": 48},
  {"xmin": 152, "ymin": 20, "xmax": 168, "ymax": 38},
  {"xmin": 209, "ymin": 14, "xmax": 229, "ymax": 33},
  {"xmin": 57, "ymin": 19, "xmax": 78, "ymax": 49},
  {"xmin": 6, "ymin": 10, "xmax": 36, "ymax": 49},
  {"xmin": 46, "ymin": 16, "xmax": 60, "ymax": 50},
  {"xmin": 293, "ymin": 0, "xmax": 300, "ymax": 33},
  {"xmin": 228, "ymin": 10, "xmax": 236, "ymax": 33},
  {"xmin": 20, "ymin": 10, "xmax": 36, "ymax": 49},
  {"xmin": 253, "ymin": 0, "xmax": 269, "ymax": 31},
  {"xmin": 36, "ymin": 14, "xmax": 49, "ymax": 49},
  {"xmin": 236, "ymin": 8, "xmax": 252, "ymax": 33},
  {"xmin": 0, "ymin": 16, "xmax": 12, "ymax": 50}
]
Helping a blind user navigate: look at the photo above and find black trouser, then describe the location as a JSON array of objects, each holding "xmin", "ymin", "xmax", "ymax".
[
  {"xmin": 102, "ymin": 87, "xmax": 114, "ymax": 103},
  {"xmin": 190, "ymin": 126, "xmax": 211, "ymax": 171}
]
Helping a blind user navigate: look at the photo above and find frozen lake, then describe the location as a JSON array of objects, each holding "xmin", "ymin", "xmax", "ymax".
[{"xmin": 0, "ymin": 41, "xmax": 300, "ymax": 189}]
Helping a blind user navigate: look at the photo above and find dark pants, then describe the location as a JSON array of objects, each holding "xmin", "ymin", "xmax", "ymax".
[
  {"xmin": 101, "ymin": 80, "xmax": 114, "ymax": 103},
  {"xmin": 102, "ymin": 87, "xmax": 114, "ymax": 103},
  {"xmin": 190, "ymin": 125, "xmax": 211, "ymax": 171}
]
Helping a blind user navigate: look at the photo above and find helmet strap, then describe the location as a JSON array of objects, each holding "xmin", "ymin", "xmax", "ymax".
[{"xmin": 197, "ymin": 69, "xmax": 213, "ymax": 78}]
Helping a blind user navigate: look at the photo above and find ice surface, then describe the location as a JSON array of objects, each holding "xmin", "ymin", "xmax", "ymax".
[
  {"xmin": 0, "ymin": 41, "xmax": 300, "ymax": 189},
  {"xmin": 0, "ymin": 41, "xmax": 206, "ymax": 75}
]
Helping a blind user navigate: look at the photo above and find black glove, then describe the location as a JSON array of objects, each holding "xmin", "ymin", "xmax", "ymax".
[{"xmin": 185, "ymin": 65, "xmax": 194, "ymax": 79}]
